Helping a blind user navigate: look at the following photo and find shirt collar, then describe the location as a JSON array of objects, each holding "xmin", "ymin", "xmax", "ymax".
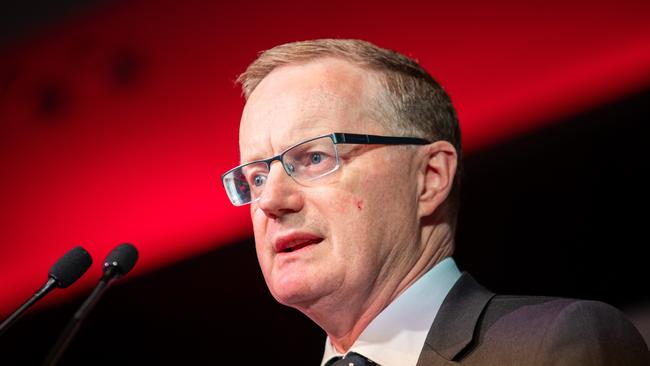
[{"xmin": 321, "ymin": 257, "xmax": 462, "ymax": 366}]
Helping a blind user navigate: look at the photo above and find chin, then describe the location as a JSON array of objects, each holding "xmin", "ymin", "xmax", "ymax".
[{"xmin": 269, "ymin": 276, "xmax": 322, "ymax": 308}]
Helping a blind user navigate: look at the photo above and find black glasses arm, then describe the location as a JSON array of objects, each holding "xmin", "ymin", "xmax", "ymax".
[{"xmin": 331, "ymin": 133, "xmax": 430, "ymax": 145}]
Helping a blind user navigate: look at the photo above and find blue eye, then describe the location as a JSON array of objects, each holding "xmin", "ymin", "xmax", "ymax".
[
  {"xmin": 310, "ymin": 152, "xmax": 322, "ymax": 164},
  {"xmin": 253, "ymin": 175, "xmax": 266, "ymax": 187}
]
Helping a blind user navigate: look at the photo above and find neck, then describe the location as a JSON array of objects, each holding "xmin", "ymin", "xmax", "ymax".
[{"xmin": 304, "ymin": 221, "xmax": 454, "ymax": 353}]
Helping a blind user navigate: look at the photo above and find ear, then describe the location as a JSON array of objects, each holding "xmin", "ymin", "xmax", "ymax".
[{"xmin": 416, "ymin": 141, "xmax": 458, "ymax": 218}]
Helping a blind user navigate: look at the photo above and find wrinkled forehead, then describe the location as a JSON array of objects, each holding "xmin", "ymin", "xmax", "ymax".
[{"xmin": 238, "ymin": 59, "xmax": 388, "ymax": 163}]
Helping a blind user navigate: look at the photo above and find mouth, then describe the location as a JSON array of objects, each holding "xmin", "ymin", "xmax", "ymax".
[
  {"xmin": 282, "ymin": 238, "xmax": 323, "ymax": 253},
  {"xmin": 275, "ymin": 234, "xmax": 324, "ymax": 254}
]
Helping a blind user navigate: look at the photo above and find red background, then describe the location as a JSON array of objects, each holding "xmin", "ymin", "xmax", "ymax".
[{"xmin": 1, "ymin": 0, "xmax": 649, "ymax": 316}]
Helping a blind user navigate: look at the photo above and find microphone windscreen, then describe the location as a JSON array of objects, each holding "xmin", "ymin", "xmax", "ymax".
[
  {"xmin": 48, "ymin": 246, "xmax": 93, "ymax": 288},
  {"xmin": 104, "ymin": 243, "xmax": 139, "ymax": 275}
]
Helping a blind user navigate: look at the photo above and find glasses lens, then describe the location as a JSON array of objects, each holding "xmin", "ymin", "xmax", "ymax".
[
  {"xmin": 222, "ymin": 135, "xmax": 340, "ymax": 206},
  {"xmin": 283, "ymin": 136, "xmax": 339, "ymax": 181},
  {"xmin": 223, "ymin": 161, "xmax": 269, "ymax": 206}
]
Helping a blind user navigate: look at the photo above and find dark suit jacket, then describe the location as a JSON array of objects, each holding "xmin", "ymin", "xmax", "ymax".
[{"xmin": 415, "ymin": 273, "xmax": 650, "ymax": 366}]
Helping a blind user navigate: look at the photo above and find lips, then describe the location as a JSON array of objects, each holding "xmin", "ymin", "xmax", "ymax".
[{"xmin": 274, "ymin": 233, "xmax": 324, "ymax": 253}]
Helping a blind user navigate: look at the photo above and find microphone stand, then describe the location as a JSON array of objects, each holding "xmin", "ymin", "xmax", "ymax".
[
  {"xmin": 42, "ymin": 267, "xmax": 119, "ymax": 366},
  {"xmin": 0, "ymin": 278, "xmax": 57, "ymax": 337}
]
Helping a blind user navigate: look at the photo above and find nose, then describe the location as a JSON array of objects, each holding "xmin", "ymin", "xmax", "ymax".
[{"xmin": 257, "ymin": 161, "xmax": 304, "ymax": 219}]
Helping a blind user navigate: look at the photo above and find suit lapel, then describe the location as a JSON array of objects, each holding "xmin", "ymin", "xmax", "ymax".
[{"xmin": 416, "ymin": 273, "xmax": 495, "ymax": 366}]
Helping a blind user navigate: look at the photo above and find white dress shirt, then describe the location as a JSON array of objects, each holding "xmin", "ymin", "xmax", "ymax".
[{"xmin": 320, "ymin": 257, "xmax": 462, "ymax": 366}]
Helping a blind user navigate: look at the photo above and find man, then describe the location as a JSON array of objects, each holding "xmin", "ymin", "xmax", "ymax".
[{"xmin": 221, "ymin": 39, "xmax": 649, "ymax": 365}]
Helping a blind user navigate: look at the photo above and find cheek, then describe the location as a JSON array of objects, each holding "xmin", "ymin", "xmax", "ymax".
[
  {"xmin": 252, "ymin": 228, "xmax": 267, "ymax": 264},
  {"xmin": 324, "ymin": 194, "xmax": 378, "ymax": 253},
  {"xmin": 251, "ymin": 210, "xmax": 271, "ymax": 267},
  {"xmin": 327, "ymin": 192, "xmax": 364, "ymax": 216},
  {"xmin": 251, "ymin": 210, "xmax": 265, "ymax": 241}
]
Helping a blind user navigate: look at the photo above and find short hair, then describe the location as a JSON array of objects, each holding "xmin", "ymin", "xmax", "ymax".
[{"xmin": 237, "ymin": 39, "xmax": 462, "ymax": 227}]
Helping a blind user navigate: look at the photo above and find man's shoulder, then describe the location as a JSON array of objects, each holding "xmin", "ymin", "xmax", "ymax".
[
  {"xmin": 424, "ymin": 274, "xmax": 649, "ymax": 365},
  {"xmin": 483, "ymin": 293, "xmax": 623, "ymax": 322},
  {"xmin": 483, "ymin": 294, "xmax": 639, "ymax": 333},
  {"xmin": 469, "ymin": 294, "xmax": 650, "ymax": 365}
]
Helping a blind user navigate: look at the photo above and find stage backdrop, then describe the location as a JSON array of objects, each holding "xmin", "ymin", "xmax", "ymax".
[{"xmin": 1, "ymin": 0, "xmax": 649, "ymax": 318}]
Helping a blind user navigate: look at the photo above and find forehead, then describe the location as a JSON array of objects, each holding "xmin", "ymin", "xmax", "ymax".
[{"xmin": 238, "ymin": 58, "xmax": 388, "ymax": 162}]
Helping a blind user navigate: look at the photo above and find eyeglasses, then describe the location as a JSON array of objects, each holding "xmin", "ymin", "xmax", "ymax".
[{"xmin": 221, "ymin": 132, "xmax": 430, "ymax": 206}]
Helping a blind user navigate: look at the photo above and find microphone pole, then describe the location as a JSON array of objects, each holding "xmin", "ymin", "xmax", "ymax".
[
  {"xmin": 0, "ymin": 279, "xmax": 56, "ymax": 337},
  {"xmin": 43, "ymin": 243, "xmax": 139, "ymax": 366},
  {"xmin": 0, "ymin": 247, "xmax": 92, "ymax": 337}
]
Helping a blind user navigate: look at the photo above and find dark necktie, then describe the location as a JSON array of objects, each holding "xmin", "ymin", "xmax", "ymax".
[{"xmin": 325, "ymin": 352, "xmax": 379, "ymax": 366}]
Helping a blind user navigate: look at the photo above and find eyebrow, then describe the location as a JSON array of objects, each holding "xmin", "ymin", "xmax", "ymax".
[
  {"xmin": 239, "ymin": 133, "xmax": 321, "ymax": 164},
  {"xmin": 241, "ymin": 141, "xmax": 289, "ymax": 164}
]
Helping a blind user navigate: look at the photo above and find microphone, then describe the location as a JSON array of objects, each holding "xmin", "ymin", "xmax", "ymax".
[
  {"xmin": 0, "ymin": 246, "xmax": 92, "ymax": 336},
  {"xmin": 43, "ymin": 243, "xmax": 139, "ymax": 366}
]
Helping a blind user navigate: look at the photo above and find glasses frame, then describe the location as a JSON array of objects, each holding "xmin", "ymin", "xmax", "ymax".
[{"xmin": 221, "ymin": 132, "xmax": 431, "ymax": 206}]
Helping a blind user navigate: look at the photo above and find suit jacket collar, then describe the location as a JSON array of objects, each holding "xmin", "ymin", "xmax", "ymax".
[{"xmin": 416, "ymin": 273, "xmax": 495, "ymax": 366}]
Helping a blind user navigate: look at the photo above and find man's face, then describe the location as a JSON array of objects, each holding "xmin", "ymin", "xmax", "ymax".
[{"xmin": 239, "ymin": 58, "xmax": 423, "ymax": 312}]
